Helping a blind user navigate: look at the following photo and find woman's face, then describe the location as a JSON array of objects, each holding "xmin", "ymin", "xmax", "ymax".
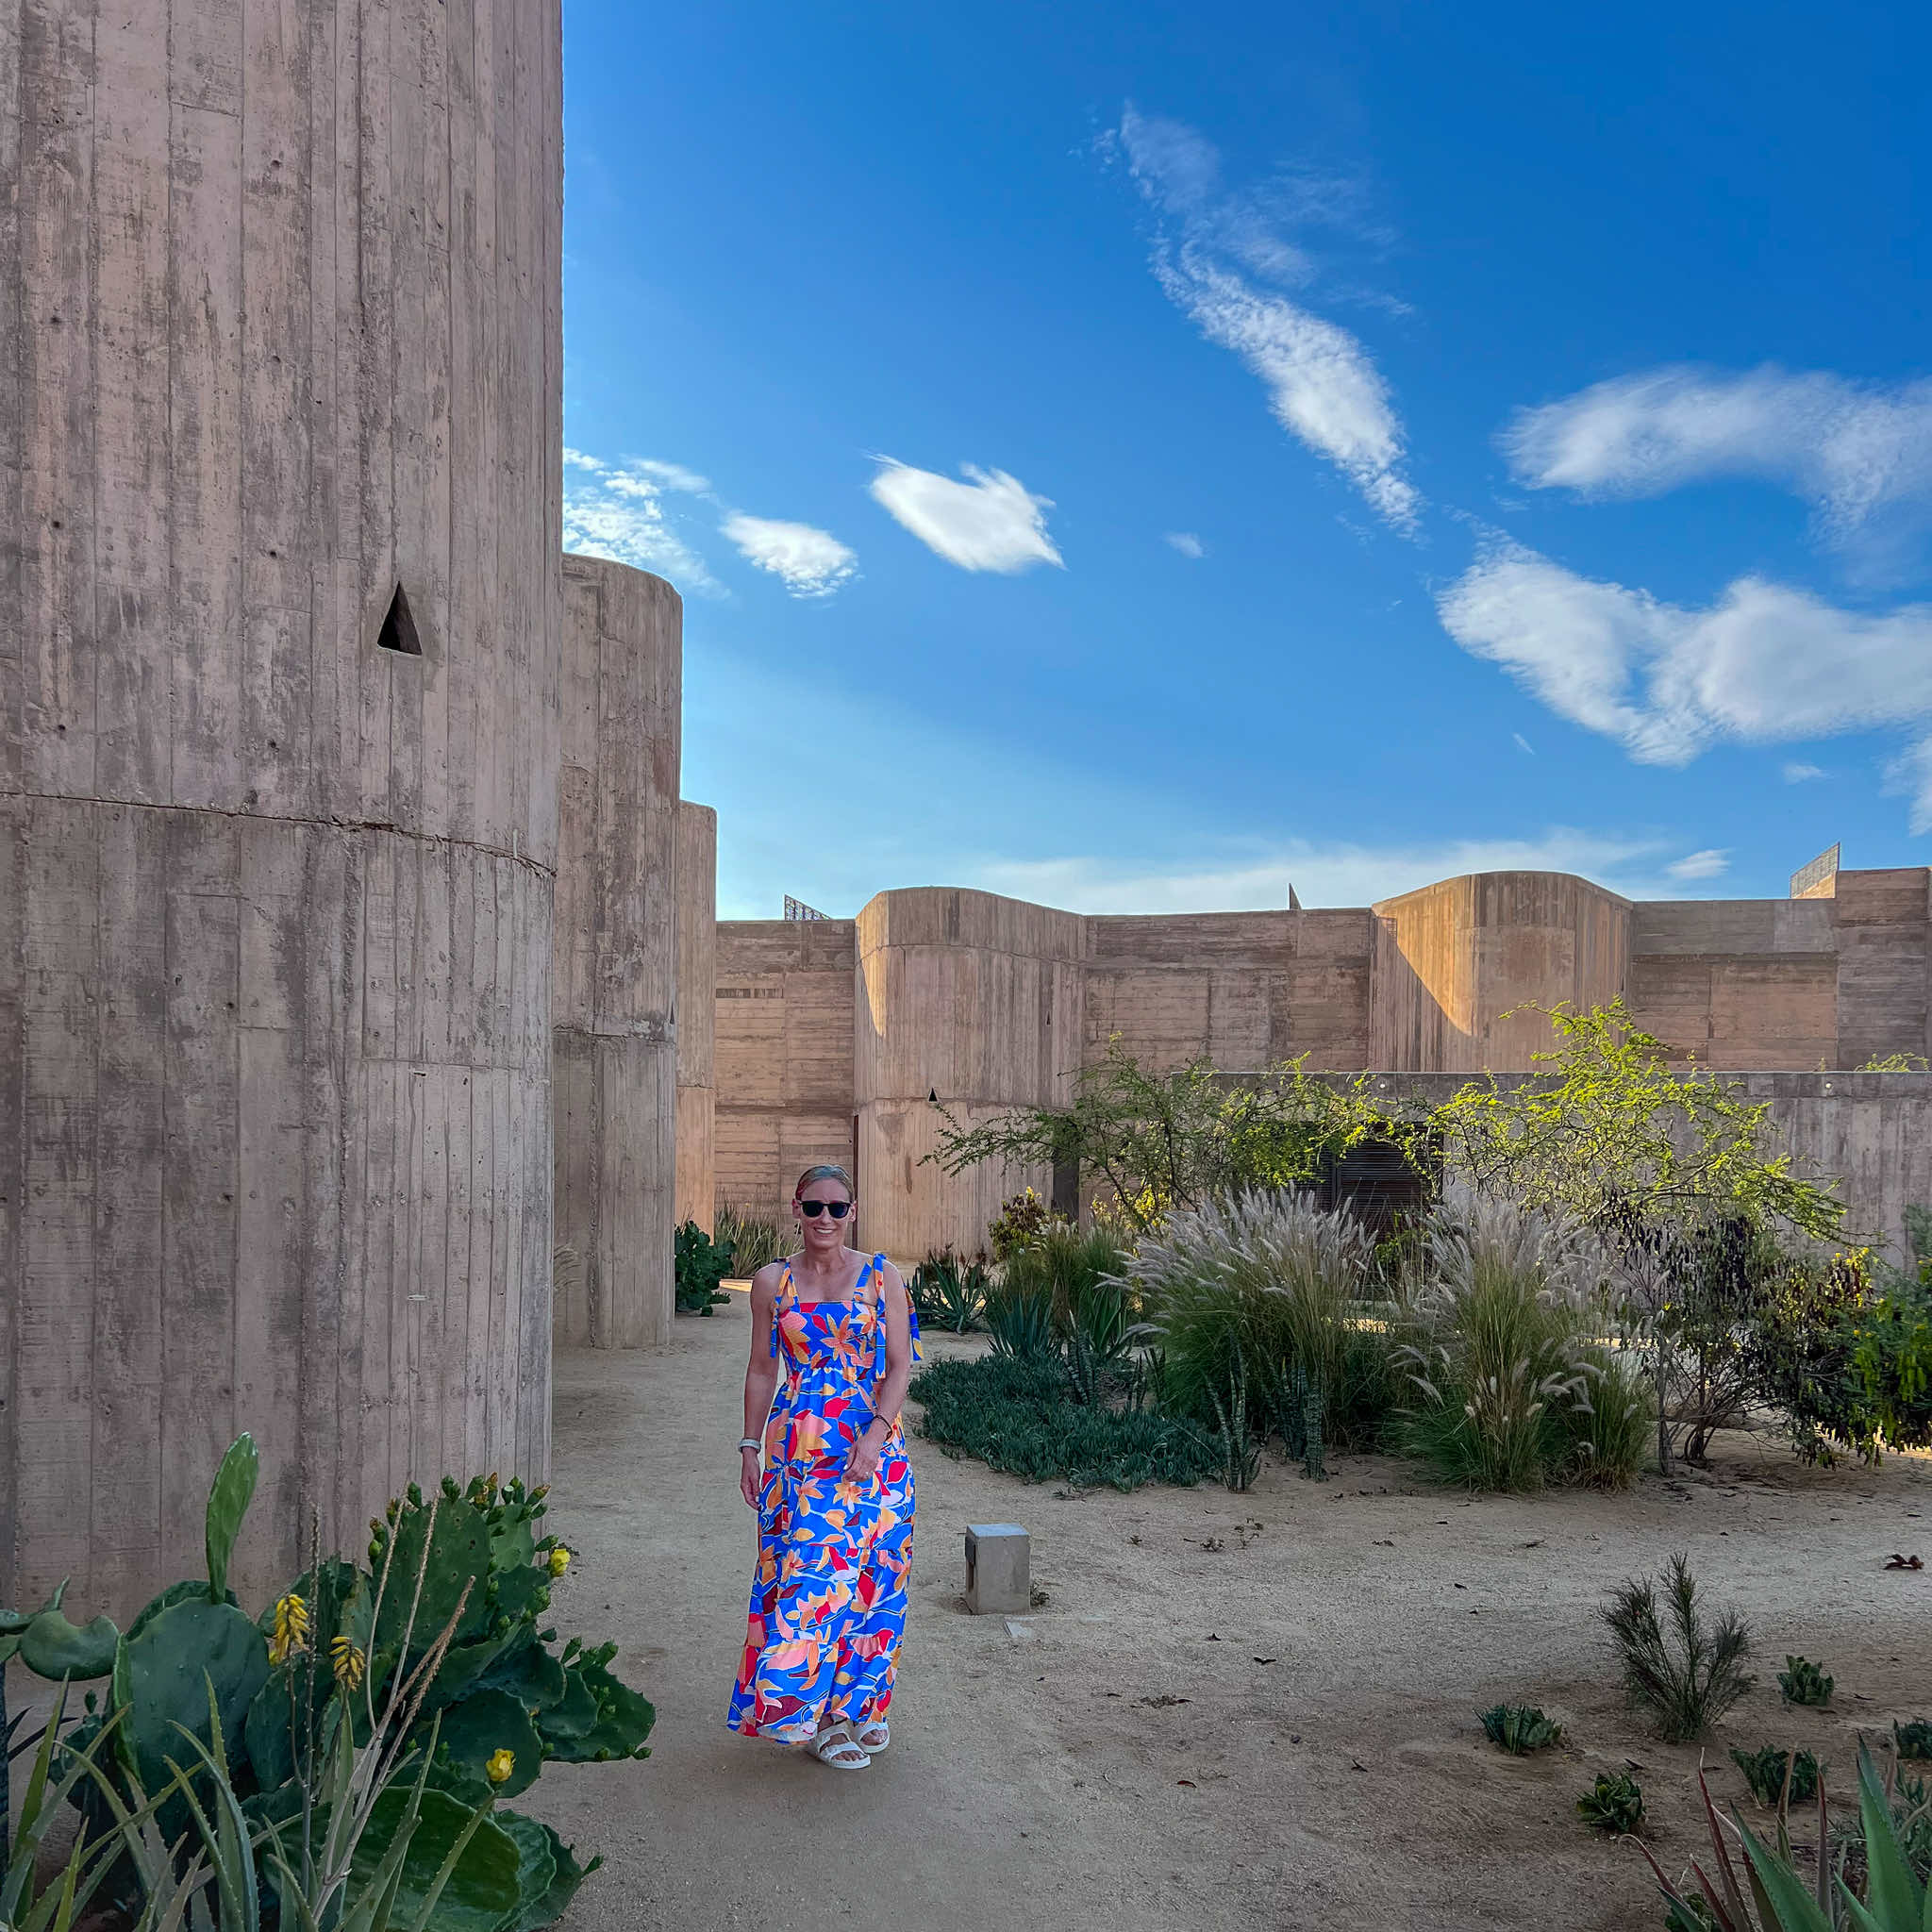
[{"xmin": 793, "ymin": 1178, "xmax": 854, "ymax": 1254}]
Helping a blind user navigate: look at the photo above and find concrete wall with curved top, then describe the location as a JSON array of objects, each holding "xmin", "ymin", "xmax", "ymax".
[
  {"xmin": 1371, "ymin": 872, "xmax": 1631, "ymax": 1071},
  {"xmin": 2, "ymin": 0, "xmax": 564, "ymax": 1616},
  {"xmin": 551, "ymin": 559, "xmax": 680, "ymax": 1350},
  {"xmin": 855, "ymin": 889, "xmax": 1085, "ymax": 1259}
]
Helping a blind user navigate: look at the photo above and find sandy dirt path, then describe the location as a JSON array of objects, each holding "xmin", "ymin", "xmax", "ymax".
[{"xmin": 522, "ymin": 1297, "xmax": 1932, "ymax": 1932}]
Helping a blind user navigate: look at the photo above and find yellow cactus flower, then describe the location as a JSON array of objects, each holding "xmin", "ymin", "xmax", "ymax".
[
  {"xmin": 546, "ymin": 1545, "xmax": 571, "ymax": 1579},
  {"xmin": 269, "ymin": 1593, "xmax": 311, "ymax": 1665},
  {"xmin": 485, "ymin": 1748, "xmax": 515, "ymax": 1786},
  {"xmin": 329, "ymin": 1634, "xmax": 365, "ymax": 1690}
]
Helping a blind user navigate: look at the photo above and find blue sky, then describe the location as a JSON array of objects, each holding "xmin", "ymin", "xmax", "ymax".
[{"xmin": 560, "ymin": 1, "xmax": 1930, "ymax": 920}]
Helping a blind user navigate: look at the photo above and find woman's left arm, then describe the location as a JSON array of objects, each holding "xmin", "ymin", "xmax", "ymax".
[{"xmin": 848, "ymin": 1262, "xmax": 912, "ymax": 1483}]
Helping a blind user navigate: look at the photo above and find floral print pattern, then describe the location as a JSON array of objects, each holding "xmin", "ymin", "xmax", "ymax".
[{"xmin": 728, "ymin": 1256, "xmax": 917, "ymax": 1742}]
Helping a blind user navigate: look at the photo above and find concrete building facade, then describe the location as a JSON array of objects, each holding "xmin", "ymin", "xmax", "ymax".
[{"xmin": 716, "ymin": 858, "xmax": 1932, "ymax": 1261}]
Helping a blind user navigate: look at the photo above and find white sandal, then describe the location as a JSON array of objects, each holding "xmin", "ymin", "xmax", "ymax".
[
  {"xmin": 854, "ymin": 1717, "xmax": 889, "ymax": 1753},
  {"xmin": 808, "ymin": 1724, "xmax": 871, "ymax": 1772}
]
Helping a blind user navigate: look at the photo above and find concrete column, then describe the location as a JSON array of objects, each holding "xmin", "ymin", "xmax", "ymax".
[
  {"xmin": 552, "ymin": 559, "xmax": 681, "ymax": 1349},
  {"xmin": 854, "ymin": 889, "xmax": 1085, "ymax": 1262},
  {"xmin": 1, "ymin": 0, "xmax": 566, "ymax": 1617},
  {"xmin": 675, "ymin": 803, "xmax": 719, "ymax": 1233}
]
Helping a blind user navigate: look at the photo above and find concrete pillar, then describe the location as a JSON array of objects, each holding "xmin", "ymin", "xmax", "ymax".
[
  {"xmin": 854, "ymin": 889, "xmax": 1085, "ymax": 1262},
  {"xmin": 675, "ymin": 803, "xmax": 718, "ymax": 1233},
  {"xmin": 0, "ymin": 1, "xmax": 566, "ymax": 1617},
  {"xmin": 551, "ymin": 559, "xmax": 681, "ymax": 1349}
]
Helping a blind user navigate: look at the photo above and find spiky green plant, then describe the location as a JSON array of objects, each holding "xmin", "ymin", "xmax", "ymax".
[
  {"xmin": 1478, "ymin": 1703, "xmax": 1563, "ymax": 1754},
  {"xmin": 713, "ymin": 1203, "xmax": 791, "ymax": 1275},
  {"xmin": 1602, "ymin": 1553, "xmax": 1754, "ymax": 1742},
  {"xmin": 1777, "ymin": 1657, "xmax": 1834, "ymax": 1707},
  {"xmin": 1578, "ymin": 1771, "xmax": 1646, "ymax": 1834},
  {"xmin": 1896, "ymin": 1721, "xmax": 1932, "ymax": 1763},
  {"xmin": 908, "ymin": 1251, "xmax": 989, "ymax": 1334},
  {"xmin": 1637, "ymin": 1745, "xmax": 1925, "ymax": 1931},
  {"xmin": 1209, "ymin": 1348, "xmax": 1261, "ymax": 1492},
  {"xmin": 1732, "ymin": 1748, "xmax": 1823, "ymax": 1809}
]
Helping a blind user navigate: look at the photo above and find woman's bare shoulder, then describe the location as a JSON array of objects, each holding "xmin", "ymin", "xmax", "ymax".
[{"xmin": 750, "ymin": 1259, "xmax": 789, "ymax": 1297}]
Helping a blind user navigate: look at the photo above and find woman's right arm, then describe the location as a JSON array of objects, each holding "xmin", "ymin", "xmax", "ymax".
[{"xmin": 740, "ymin": 1264, "xmax": 782, "ymax": 1507}]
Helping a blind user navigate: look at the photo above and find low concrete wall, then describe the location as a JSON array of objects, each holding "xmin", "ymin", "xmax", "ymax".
[{"xmin": 1336, "ymin": 1069, "xmax": 1932, "ymax": 1265}]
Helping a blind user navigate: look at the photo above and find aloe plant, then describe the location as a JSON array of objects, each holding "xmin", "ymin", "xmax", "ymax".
[
  {"xmin": 1479, "ymin": 1703, "xmax": 1564, "ymax": 1754},
  {"xmin": 1578, "ymin": 1771, "xmax": 1646, "ymax": 1834},
  {"xmin": 1778, "ymin": 1657, "xmax": 1834, "ymax": 1708}
]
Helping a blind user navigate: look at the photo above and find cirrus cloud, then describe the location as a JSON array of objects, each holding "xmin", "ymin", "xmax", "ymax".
[
  {"xmin": 868, "ymin": 458, "xmax": 1063, "ymax": 573},
  {"xmin": 1117, "ymin": 105, "xmax": 1420, "ymax": 531}
]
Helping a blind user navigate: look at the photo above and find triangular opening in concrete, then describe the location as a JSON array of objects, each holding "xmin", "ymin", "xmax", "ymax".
[{"xmin": 376, "ymin": 582, "xmax": 423, "ymax": 656}]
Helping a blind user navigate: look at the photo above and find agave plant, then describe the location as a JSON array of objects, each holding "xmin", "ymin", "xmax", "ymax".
[
  {"xmin": 1578, "ymin": 1771, "xmax": 1646, "ymax": 1835},
  {"xmin": 1478, "ymin": 1703, "xmax": 1563, "ymax": 1754},
  {"xmin": 1637, "ymin": 1745, "xmax": 1929, "ymax": 1931}
]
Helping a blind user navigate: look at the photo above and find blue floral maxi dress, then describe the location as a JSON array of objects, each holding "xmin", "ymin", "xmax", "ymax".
[{"xmin": 727, "ymin": 1257, "xmax": 917, "ymax": 1741}]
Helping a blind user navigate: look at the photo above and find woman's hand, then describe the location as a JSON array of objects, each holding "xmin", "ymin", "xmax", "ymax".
[
  {"xmin": 845, "ymin": 1420, "xmax": 889, "ymax": 1486},
  {"xmin": 739, "ymin": 1444, "xmax": 761, "ymax": 1508}
]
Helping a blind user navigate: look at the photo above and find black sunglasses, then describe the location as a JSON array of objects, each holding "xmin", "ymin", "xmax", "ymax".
[{"xmin": 796, "ymin": 1199, "xmax": 853, "ymax": 1220}]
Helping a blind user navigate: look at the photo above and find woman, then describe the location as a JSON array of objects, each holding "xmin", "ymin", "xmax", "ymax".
[{"xmin": 726, "ymin": 1164, "xmax": 917, "ymax": 1770}]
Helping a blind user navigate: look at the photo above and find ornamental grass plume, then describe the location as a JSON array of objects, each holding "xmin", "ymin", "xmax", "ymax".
[
  {"xmin": 1394, "ymin": 1196, "xmax": 1615, "ymax": 1491},
  {"xmin": 1124, "ymin": 1190, "xmax": 1377, "ymax": 1430}
]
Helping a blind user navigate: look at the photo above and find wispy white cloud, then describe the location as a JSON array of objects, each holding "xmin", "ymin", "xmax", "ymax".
[
  {"xmin": 1666, "ymin": 848, "xmax": 1731, "ymax": 882},
  {"xmin": 1502, "ymin": 366, "xmax": 1932, "ymax": 577},
  {"xmin": 1165, "ymin": 530, "xmax": 1206, "ymax": 558},
  {"xmin": 972, "ymin": 826, "xmax": 1717, "ymax": 914},
  {"xmin": 721, "ymin": 513, "xmax": 858, "ymax": 599},
  {"xmin": 1117, "ymin": 105, "xmax": 1419, "ymax": 530},
  {"xmin": 564, "ymin": 448, "xmax": 861, "ymax": 600},
  {"xmin": 868, "ymin": 459, "xmax": 1063, "ymax": 573},
  {"xmin": 1437, "ymin": 543, "xmax": 1932, "ymax": 781},
  {"xmin": 562, "ymin": 450, "xmax": 720, "ymax": 593},
  {"xmin": 1884, "ymin": 739, "xmax": 1932, "ymax": 836},
  {"xmin": 1782, "ymin": 761, "xmax": 1825, "ymax": 784}
]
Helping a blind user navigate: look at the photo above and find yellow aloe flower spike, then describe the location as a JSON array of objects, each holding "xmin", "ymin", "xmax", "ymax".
[
  {"xmin": 269, "ymin": 1592, "xmax": 311, "ymax": 1665},
  {"xmin": 329, "ymin": 1634, "xmax": 365, "ymax": 1689}
]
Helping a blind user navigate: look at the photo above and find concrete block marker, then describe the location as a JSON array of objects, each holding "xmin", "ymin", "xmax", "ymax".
[{"xmin": 966, "ymin": 1524, "xmax": 1031, "ymax": 1615}]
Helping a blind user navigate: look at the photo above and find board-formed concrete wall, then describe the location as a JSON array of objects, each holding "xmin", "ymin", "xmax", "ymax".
[
  {"xmin": 856, "ymin": 889, "xmax": 1086, "ymax": 1259},
  {"xmin": 675, "ymin": 803, "xmax": 718, "ymax": 1233},
  {"xmin": 551, "ymin": 560, "xmax": 680, "ymax": 1349},
  {"xmin": 1, "ymin": 1, "xmax": 565, "ymax": 1616},
  {"xmin": 717, "ymin": 864, "xmax": 1932, "ymax": 1264},
  {"xmin": 1344, "ymin": 1071, "xmax": 1932, "ymax": 1267},
  {"xmin": 716, "ymin": 920, "xmax": 858, "ymax": 1222}
]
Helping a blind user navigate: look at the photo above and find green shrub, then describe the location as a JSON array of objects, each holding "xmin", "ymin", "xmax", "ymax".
[
  {"xmin": 1896, "ymin": 1720, "xmax": 1932, "ymax": 1761},
  {"xmin": 674, "ymin": 1220, "xmax": 732, "ymax": 1313},
  {"xmin": 715, "ymin": 1202, "xmax": 791, "ymax": 1275},
  {"xmin": 8, "ymin": 1437, "xmax": 648, "ymax": 1932},
  {"xmin": 1777, "ymin": 1656, "xmax": 1834, "ymax": 1707},
  {"xmin": 1395, "ymin": 1199, "xmax": 1606, "ymax": 1491},
  {"xmin": 999, "ymin": 1224, "xmax": 1127, "ymax": 1320},
  {"xmin": 909, "ymin": 1355, "xmax": 1219, "ymax": 1491},
  {"xmin": 1731, "ymin": 1746, "xmax": 1822, "ymax": 1807},
  {"xmin": 1478, "ymin": 1703, "xmax": 1563, "ymax": 1754},
  {"xmin": 1602, "ymin": 1553, "xmax": 1753, "ymax": 1742},
  {"xmin": 1577, "ymin": 1771, "xmax": 1645, "ymax": 1833},
  {"xmin": 987, "ymin": 1187, "xmax": 1071, "ymax": 1261},
  {"xmin": 909, "ymin": 1249, "xmax": 990, "ymax": 1333}
]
